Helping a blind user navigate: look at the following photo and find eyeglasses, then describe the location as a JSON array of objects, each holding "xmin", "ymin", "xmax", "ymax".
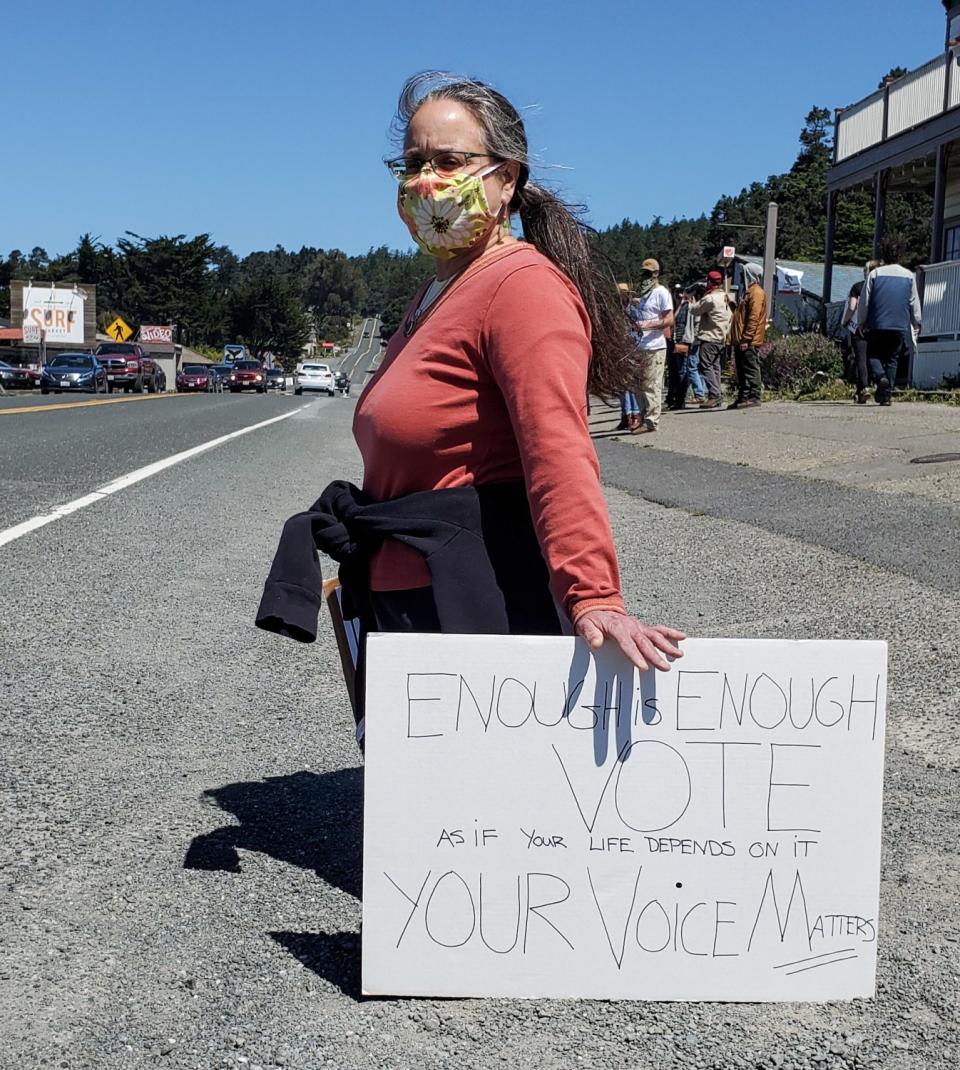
[{"xmin": 385, "ymin": 151, "xmax": 501, "ymax": 180}]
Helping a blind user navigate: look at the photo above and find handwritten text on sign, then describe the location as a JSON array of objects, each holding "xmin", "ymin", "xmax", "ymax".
[{"xmin": 362, "ymin": 636, "xmax": 887, "ymax": 1001}]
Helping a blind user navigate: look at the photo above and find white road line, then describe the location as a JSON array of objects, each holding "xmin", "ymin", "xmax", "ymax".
[
  {"xmin": 340, "ymin": 324, "xmax": 365, "ymax": 378},
  {"xmin": 0, "ymin": 404, "xmax": 311, "ymax": 550},
  {"xmin": 340, "ymin": 317, "xmax": 379, "ymax": 379}
]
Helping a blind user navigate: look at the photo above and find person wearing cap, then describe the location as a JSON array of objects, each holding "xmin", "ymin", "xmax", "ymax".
[
  {"xmin": 692, "ymin": 270, "xmax": 734, "ymax": 408},
  {"xmin": 728, "ymin": 262, "xmax": 768, "ymax": 408},
  {"xmin": 626, "ymin": 258, "xmax": 674, "ymax": 434}
]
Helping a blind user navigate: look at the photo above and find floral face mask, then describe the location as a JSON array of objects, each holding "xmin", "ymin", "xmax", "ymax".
[{"xmin": 398, "ymin": 163, "xmax": 505, "ymax": 260}]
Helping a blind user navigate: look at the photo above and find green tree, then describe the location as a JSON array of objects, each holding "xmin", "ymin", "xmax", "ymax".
[
  {"xmin": 878, "ymin": 66, "xmax": 908, "ymax": 89},
  {"xmin": 227, "ymin": 265, "xmax": 311, "ymax": 361},
  {"xmin": 114, "ymin": 232, "xmax": 221, "ymax": 343}
]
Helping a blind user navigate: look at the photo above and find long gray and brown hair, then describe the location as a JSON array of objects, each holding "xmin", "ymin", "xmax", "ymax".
[{"xmin": 393, "ymin": 71, "xmax": 631, "ymax": 397}]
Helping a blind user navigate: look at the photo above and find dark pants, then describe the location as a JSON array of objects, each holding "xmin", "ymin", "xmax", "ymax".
[
  {"xmin": 371, "ymin": 587, "xmax": 441, "ymax": 632},
  {"xmin": 851, "ymin": 333, "xmax": 870, "ymax": 393},
  {"xmin": 866, "ymin": 329, "xmax": 903, "ymax": 402},
  {"xmin": 699, "ymin": 341, "xmax": 725, "ymax": 400},
  {"xmin": 354, "ymin": 587, "xmax": 442, "ymax": 748},
  {"xmin": 665, "ymin": 342, "xmax": 683, "ymax": 409},
  {"xmin": 734, "ymin": 346, "xmax": 763, "ymax": 401}
]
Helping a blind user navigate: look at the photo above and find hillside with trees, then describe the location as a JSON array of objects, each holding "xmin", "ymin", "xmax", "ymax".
[{"xmin": 596, "ymin": 106, "xmax": 931, "ymax": 288}]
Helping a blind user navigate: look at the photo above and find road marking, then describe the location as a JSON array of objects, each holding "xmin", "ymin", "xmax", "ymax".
[
  {"xmin": 0, "ymin": 404, "xmax": 312, "ymax": 549},
  {"xmin": 0, "ymin": 392, "xmax": 192, "ymax": 416}
]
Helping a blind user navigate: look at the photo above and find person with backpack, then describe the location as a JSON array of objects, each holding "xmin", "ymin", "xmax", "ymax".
[{"xmin": 669, "ymin": 284, "xmax": 707, "ymax": 409}]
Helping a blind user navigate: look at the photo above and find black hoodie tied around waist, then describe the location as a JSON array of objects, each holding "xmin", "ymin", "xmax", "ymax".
[{"xmin": 255, "ymin": 479, "xmax": 563, "ymax": 642}]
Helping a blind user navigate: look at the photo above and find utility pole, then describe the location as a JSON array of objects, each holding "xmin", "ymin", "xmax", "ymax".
[{"xmin": 763, "ymin": 202, "xmax": 778, "ymax": 314}]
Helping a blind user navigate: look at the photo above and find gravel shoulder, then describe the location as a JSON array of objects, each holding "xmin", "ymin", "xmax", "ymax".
[{"xmin": 0, "ymin": 397, "xmax": 957, "ymax": 1070}]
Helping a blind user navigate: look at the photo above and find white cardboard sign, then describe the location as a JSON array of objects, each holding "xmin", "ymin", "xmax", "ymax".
[{"xmin": 362, "ymin": 636, "xmax": 887, "ymax": 1001}]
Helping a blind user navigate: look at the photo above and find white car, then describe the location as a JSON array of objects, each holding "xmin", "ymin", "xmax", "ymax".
[{"xmin": 294, "ymin": 362, "xmax": 336, "ymax": 396}]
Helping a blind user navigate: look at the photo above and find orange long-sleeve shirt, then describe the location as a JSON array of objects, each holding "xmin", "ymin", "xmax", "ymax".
[{"xmin": 353, "ymin": 242, "xmax": 625, "ymax": 624}]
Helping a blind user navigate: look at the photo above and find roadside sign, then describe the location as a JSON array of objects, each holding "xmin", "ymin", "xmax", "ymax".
[
  {"xmin": 139, "ymin": 324, "xmax": 173, "ymax": 344},
  {"xmin": 106, "ymin": 316, "xmax": 133, "ymax": 343},
  {"xmin": 22, "ymin": 324, "xmax": 41, "ymax": 344},
  {"xmin": 722, "ymin": 245, "xmax": 736, "ymax": 259}
]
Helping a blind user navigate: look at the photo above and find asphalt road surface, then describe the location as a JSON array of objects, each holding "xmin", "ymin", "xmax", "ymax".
[
  {"xmin": 336, "ymin": 317, "xmax": 382, "ymax": 383},
  {"xmin": 0, "ymin": 388, "xmax": 956, "ymax": 1069}
]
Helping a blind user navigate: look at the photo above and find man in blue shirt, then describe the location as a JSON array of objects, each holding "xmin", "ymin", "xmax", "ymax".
[{"xmin": 856, "ymin": 247, "xmax": 922, "ymax": 406}]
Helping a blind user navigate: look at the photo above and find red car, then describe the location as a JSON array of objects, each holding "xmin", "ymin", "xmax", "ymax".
[
  {"xmin": 228, "ymin": 360, "xmax": 267, "ymax": 393},
  {"xmin": 176, "ymin": 364, "xmax": 211, "ymax": 392},
  {"xmin": 94, "ymin": 342, "xmax": 160, "ymax": 393},
  {"xmin": 1, "ymin": 357, "xmax": 41, "ymax": 389}
]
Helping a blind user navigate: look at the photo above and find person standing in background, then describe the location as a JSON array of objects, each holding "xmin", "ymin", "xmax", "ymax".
[
  {"xmin": 728, "ymin": 262, "xmax": 768, "ymax": 409},
  {"xmin": 856, "ymin": 247, "xmax": 922, "ymax": 407},
  {"xmin": 841, "ymin": 261, "xmax": 878, "ymax": 404},
  {"xmin": 693, "ymin": 270, "xmax": 733, "ymax": 409},
  {"xmin": 627, "ymin": 258, "xmax": 674, "ymax": 434},
  {"xmin": 665, "ymin": 283, "xmax": 685, "ymax": 410},
  {"xmin": 616, "ymin": 282, "xmax": 642, "ymax": 431},
  {"xmin": 670, "ymin": 285, "xmax": 706, "ymax": 408}
]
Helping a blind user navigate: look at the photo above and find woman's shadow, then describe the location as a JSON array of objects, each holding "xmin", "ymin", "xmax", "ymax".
[{"xmin": 183, "ymin": 767, "xmax": 365, "ymax": 997}]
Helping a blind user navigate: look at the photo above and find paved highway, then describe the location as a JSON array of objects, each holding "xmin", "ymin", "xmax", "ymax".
[
  {"xmin": 336, "ymin": 316, "xmax": 382, "ymax": 382},
  {"xmin": 0, "ymin": 385, "xmax": 955, "ymax": 1067},
  {"xmin": 0, "ymin": 391, "xmax": 313, "ymax": 534}
]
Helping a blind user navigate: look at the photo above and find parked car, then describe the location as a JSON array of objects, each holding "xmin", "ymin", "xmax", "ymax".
[
  {"xmin": 93, "ymin": 342, "xmax": 160, "ymax": 393},
  {"xmin": 40, "ymin": 352, "xmax": 107, "ymax": 394},
  {"xmin": 228, "ymin": 359, "xmax": 267, "ymax": 393},
  {"xmin": 176, "ymin": 364, "xmax": 212, "ymax": 392},
  {"xmin": 266, "ymin": 366, "xmax": 287, "ymax": 392},
  {"xmin": 0, "ymin": 360, "xmax": 18, "ymax": 388},
  {"xmin": 208, "ymin": 364, "xmax": 231, "ymax": 392},
  {"xmin": 1, "ymin": 357, "xmax": 41, "ymax": 388},
  {"xmin": 294, "ymin": 362, "xmax": 336, "ymax": 396}
]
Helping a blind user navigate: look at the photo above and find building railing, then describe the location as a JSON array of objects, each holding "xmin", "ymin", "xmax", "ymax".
[
  {"xmin": 919, "ymin": 259, "xmax": 960, "ymax": 336},
  {"xmin": 836, "ymin": 51, "xmax": 956, "ymax": 163}
]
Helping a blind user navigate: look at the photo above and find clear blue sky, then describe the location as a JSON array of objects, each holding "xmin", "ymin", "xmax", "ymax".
[{"xmin": 5, "ymin": 0, "xmax": 947, "ymax": 259}]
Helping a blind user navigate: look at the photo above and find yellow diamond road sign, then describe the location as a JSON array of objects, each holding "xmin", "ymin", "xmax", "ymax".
[{"xmin": 106, "ymin": 316, "xmax": 133, "ymax": 343}]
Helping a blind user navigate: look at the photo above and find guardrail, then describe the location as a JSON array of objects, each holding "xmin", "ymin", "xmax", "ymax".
[
  {"xmin": 919, "ymin": 259, "xmax": 960, "ymax": 336},
  {"xmin": 836, "ymin": 51, "xmax": 955, "ymax": 162}
]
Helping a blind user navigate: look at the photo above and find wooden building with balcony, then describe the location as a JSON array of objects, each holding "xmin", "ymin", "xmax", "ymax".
[{"xmin": 825, "ymin": 0, "xmax": 960, "ymax": 388}]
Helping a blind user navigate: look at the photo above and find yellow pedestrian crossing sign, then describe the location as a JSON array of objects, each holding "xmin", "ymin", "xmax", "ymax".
[{"xmin": 106, "ymin": 316, "xmax": 133, "ymax": 343}]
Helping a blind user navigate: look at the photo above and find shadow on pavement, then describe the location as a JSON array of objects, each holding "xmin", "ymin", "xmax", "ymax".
[
  {"xmin": 590, "ymin": 429, "xmax": 632, "ymax": 440},
  {"xmin": 183, "ymin": 767, "xmax": 364, "ymax": 899},
  {"xmin": 269, "ymin": 930, "xmax": 362, "ymax": 999}
]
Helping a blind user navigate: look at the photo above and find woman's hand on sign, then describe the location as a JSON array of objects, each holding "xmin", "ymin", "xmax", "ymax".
[{"xmin": 575, "ymin": 610, "xmax": 685, "ymax": 672}]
